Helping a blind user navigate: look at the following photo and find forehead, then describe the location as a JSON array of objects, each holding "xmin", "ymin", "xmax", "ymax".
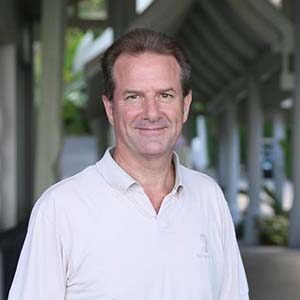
[{"xmin": 112, "ymin": 52, "xmax": 181, "ymax": 89}]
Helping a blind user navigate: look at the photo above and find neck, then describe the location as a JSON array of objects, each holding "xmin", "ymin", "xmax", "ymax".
[
  {"xmin": 113, "ymin": 148, "xmax": 175, "ymax": 189},
  {"xmin": 113, "ymin": 147, "xmax": 176, "ymax": 212}
]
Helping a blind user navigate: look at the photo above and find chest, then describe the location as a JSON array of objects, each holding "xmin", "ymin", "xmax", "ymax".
[{"xmin": 64, "ymin": 196, "xmax": 221, "ymax": 300}]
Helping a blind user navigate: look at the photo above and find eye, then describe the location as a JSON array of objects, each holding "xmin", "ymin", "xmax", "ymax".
[
  {"xmin": 160, "ymin": 93, "xmax": 174, "ymax": 100},
  {"xmin": 125, "ymin": 94, "xmax": 139, "ymax": 100}
]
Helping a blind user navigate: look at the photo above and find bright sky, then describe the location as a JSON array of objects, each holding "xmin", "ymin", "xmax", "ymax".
[{"xmin": 136, "ymin": 0, "xmax": 154, "ymax": 13}]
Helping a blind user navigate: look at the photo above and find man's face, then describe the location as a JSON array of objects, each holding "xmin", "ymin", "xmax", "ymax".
[{"xmin": 102, "ymin": 52, "xmax": 192, "ymax": 159}]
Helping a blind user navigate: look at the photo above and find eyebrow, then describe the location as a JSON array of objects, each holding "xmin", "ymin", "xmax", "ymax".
[
  {"xmin": 123, "ymin": 90, "xmax": 143, "ymax": 95},
  {"xmin": 158, "ymin": 88, "xmax": 176, "ymax": 94},
  {"xmin": 122, "ymin": 88, "xmax": 177, "ymax": 96}
]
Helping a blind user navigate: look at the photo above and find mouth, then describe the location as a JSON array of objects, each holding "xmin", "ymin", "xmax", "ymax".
[{"xmin": 136, "ymin": 127, "xmax": 166, "ymax": 135}]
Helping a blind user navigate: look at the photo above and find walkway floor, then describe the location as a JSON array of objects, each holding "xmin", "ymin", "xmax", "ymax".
[{"xmin": 242, "ymin": 246, "xmax": 300, "ymax": 300}]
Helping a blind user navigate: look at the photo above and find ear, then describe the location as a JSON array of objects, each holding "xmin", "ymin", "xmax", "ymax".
[
  {"xmin": 102, "ymin": 95, "xmax": 114, "ymax": 126},
  {"xmin": 183, "ymin": 90, "xmax": 192, "ymax": 123}
]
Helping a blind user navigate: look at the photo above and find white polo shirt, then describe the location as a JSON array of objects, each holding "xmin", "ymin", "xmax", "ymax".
[{"xmin": 8, "ymin": 149, "xmax": 249, "ymax": 300}]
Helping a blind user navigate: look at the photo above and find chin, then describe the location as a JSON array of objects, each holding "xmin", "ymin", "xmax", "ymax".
[{"xmin": 137, "ymin": 144, "xmax": 173, "ymax": 157}]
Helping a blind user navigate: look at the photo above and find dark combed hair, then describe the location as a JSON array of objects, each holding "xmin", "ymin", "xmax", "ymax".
[{"xmin": 101, "ymin": 28, "xmax": 191, "ymax": 100}]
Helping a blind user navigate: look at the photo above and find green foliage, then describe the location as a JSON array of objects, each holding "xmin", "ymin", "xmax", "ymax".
[
  {"xmin": 191, "ymin": 102, "xmax": 204, "ymax": 113},
  {"xmin": 33, "ymin": 2, "xmax": 106, "ymax": 135},
  {"xmin": 78, "ymin": 0, "xmax": 106, "ymax": 18},
  {"xmin": 264, "ymin": 119, "xmax": 273, "ymax": 138},
  {"xmin": 64, "ymin": 29, "xmax": 85, "ymax": 83},
  {"xmin": 263, "ymin": 186, "xmax": 285, "ymax": 215},
  {"xmin": 62, "ymin": 99, "xmax": 92, "ymax": 135},
  {"xmin": 62, "ymin": 28, "xmax": 90, "ymax": 135},
  {"xmin": 234, "ymin": 185, "xmax": 289, "ymax": 245},
  {"xmin": 258, "ymin": 185, "xmax": 289, "ymax": 246},
  {"xmin": 259, "ymin": 215, "xmax": 289, "ymax": 246},
  {"xmin": 33, "ymin": 42, "xmax": 42, "ymax": 83},
  {"xmin": 281, "ymin": 127, "xmax": 292, "ymax": 179},
  {"xmin": 62, "ymin": 0, "xmax": 107, "ymax": 134}
]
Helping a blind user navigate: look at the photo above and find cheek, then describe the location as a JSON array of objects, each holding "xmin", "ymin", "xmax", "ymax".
[
  {"xmin": 115, "ymin": 106, "xmax": 141, "ymax": 127},
  {"xmin": 165, "ymin": 106, "xmax": 184, "ymax": 123}
]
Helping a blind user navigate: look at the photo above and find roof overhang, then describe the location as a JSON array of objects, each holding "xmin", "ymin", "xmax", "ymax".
[{"xmin": 83, "ymin": 0, "xmax": 294, "ymax": 118}]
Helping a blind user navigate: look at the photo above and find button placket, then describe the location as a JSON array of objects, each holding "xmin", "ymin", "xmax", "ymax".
[
  {"xmin": 126, "ymin": 187, "xmax": 157, "ymax": 218},
  {"xmin": 158, "ymin": 219, "xmax": 169, "ymax": 230}
]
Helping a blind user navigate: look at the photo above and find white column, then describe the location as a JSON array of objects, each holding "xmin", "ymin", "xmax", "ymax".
[
  {"xmin": 0, "ymin": 45, "xmax": 18, "ymax": 229},
  {"xmin": 244, "ymin": 75, "xmax": 263, "ymax": 245},
  {"xmin": 225, "ymin": 101, "xmax": 241, "ymax": 225},
  {"xmin": 272, "ymin": 110, "xmax": 286, "ymax": 203},
  {"xmin": 217, "ymin": 112, "xmax": 228, "ymax": 188},
  {"xmin": 34, "ymin": 0, "xmax": 66, "ymax": 199},
  {"xmin": 289, "ymin": 0, "xmax": 300, "ymax": 248},
  {"xmin": 196, "ymin": 115, "xmax": 209, "ymax": 170}
]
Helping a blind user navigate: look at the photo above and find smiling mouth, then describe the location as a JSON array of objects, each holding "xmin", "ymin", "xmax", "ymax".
[
  {"xmin": 137, "ymin": 127, "xmax": 166, "ymax": 134},
  {"xmin": 139, "ymin": 127, "xmax": 164, "ymax": 130}
]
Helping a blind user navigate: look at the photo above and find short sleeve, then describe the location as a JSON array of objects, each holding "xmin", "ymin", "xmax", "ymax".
[
  {"xmin": 215, "ymin": 185, "xmax": 249, "ymax": 300},
  {"xmin": 8, "ymin": 193, "xmax": 67, "ymax": 300}
]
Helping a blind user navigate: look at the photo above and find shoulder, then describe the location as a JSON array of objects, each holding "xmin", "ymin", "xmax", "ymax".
[
  {"xmin": 179, "ymin": 165, "xmax": 229, "ymax": 223},
  {"xmin": 31, "ymin": 164, "xmax": 104, "ymax": 221},
  {"xmin": 180, "ymin": 165, "xmax": 221, "ymax": 193}
]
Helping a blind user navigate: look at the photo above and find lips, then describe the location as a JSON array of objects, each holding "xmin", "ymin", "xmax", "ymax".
[
  {"xmin": 136, "ymin": 127, "xmax": 166, "ymax": 135},
  {"xmin": 138, "ymin": 127, "xmax": 165, "ymax": 130}
]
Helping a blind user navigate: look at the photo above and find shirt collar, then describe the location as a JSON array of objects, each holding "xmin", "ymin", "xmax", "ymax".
[
  {"xmin": 96, "ymin": 148, "xmax": 137, "ymax": 193},
  {"xmin": 96, "ymin": 148, "xmax": 184, "ymax": 194}
]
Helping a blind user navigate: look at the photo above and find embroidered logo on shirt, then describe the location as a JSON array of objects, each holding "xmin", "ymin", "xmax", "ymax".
[{"xmin": 196, "ymin": 234, "xmax": 209, "ymax": 258}]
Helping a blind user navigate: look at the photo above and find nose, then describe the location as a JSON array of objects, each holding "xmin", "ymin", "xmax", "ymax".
[{"xmin": 143, "ymin": 97, "xmax": 161, "ymax": 121}]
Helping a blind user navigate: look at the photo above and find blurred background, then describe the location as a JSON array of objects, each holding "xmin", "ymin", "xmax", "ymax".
[{"xmin": 1, "ymin": 0, "xmax": 300, "ymax": 299}]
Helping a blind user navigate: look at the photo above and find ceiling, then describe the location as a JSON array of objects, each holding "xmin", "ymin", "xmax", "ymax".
[
  {"xmin": 16, "ymin": 0, "xmax": 293, "ymax": 117},
  {"xmin": 125, "ymin": 0, "xmax": 293, "ymax": 114}
]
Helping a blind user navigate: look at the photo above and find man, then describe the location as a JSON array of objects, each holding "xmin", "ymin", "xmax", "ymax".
[{"xmin": 9, "ymin": 29, "xmax": 249, "ymax": 300}]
